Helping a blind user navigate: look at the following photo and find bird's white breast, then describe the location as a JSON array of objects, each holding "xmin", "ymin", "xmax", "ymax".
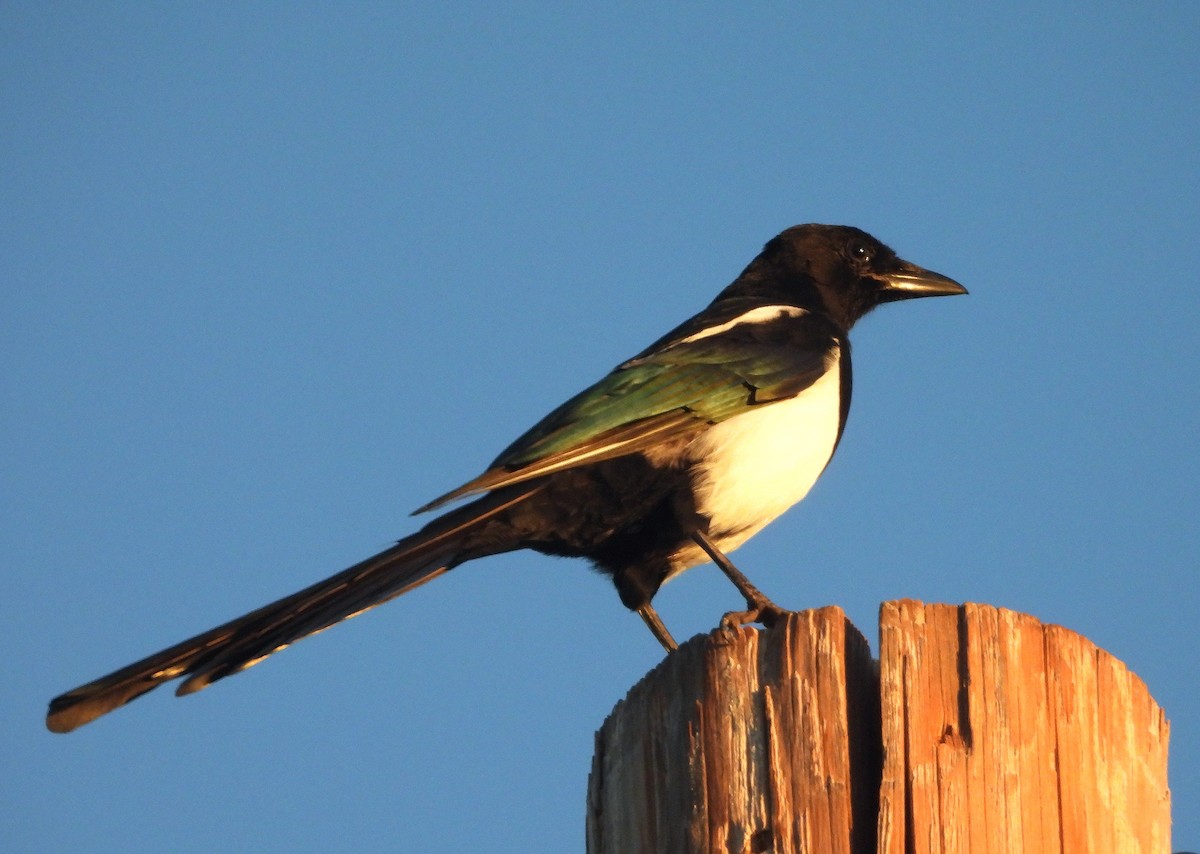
[{"xmin": 684, "ymin": 348, "xmax": 843, "ymax": 558}]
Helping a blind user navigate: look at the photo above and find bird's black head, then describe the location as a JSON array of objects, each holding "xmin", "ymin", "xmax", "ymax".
[{"xmin": 719, "ymin": 224, "xmax": 967, "ymax": 330}]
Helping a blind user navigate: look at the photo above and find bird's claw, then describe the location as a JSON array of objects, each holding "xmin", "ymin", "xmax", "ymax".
[{"xmin": 719, "ymin": 601, "xmax": 791, "ymax": 633}]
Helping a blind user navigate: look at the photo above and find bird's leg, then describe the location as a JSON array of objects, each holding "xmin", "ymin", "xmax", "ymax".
[
  {"xmin": 636, "ymin": 604, "xmax": 679, "ymax": 652},
  {"xmin": 690, "ymin": 530, "xmax": 790, "ymax": 631}
]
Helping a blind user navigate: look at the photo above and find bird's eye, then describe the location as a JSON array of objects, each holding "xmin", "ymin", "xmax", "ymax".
[{"xmin": 850, "ymin": 243, "xmax": 873, "ymax": 265}]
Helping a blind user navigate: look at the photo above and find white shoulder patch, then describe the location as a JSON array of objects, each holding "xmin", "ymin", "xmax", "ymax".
[{"xmin": 679, "ymin": 305, "xmax": 807, "ymax": 345}]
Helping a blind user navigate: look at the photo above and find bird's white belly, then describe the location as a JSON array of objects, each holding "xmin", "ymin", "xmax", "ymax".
[{"xmin": 684, "ymin": 352, "xmax": 843, "ymax": 557}]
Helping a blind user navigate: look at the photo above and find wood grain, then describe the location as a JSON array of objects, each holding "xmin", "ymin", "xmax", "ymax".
[{"xmin": 588, "ymin": 602, "xmax": 1171, "ymax": 853}]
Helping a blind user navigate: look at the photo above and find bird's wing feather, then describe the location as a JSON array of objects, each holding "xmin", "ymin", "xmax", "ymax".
[{"xmin": 416, "ymin": 307, "xmax": 838, "ymax": 513}]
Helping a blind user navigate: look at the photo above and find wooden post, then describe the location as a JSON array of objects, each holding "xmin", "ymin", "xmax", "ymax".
[{"xmin": 586, "ymin": 601, "xmax": 1171, "ymax": 854}]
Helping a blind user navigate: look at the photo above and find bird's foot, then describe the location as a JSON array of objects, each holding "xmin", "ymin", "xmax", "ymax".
[
  {"xmin": 719, "ymin": 600, "xmax": 791, "ymax": 633},
  {"xmin": 690, "ymin": 529, "xmax": 793, "ymax": 633}
]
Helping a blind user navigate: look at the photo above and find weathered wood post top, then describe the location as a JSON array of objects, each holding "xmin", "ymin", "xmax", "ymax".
[{"xmin": 586, "ymin": 600, "xmax": 1171, "ymax": 854}]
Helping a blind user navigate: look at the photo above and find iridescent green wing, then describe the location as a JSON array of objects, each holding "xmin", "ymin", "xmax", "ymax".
[{"xmin": 416, "ymin": 307, "xmax": 837, "ymax": 512}]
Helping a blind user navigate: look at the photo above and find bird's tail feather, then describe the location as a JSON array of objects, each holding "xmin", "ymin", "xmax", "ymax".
[{"xmin": 46, "ymin": 487, "xmax": 537, "ymax": 733}]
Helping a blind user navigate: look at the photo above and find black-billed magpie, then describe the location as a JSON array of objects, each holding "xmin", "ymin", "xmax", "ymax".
[{"xmin": 47, "ymin": 224, "xmax": 965, "ymax": 732}]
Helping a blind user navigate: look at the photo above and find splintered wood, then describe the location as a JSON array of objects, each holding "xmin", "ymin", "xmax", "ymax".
[
  {"xmin": 877, "ymin": 601, "xmax": 1170, "ymax": 854},
  {"xmin": 586, "ymin": 606, "xmax": 880, "ymax": 854},
  {"xmin": 586, "ymin": 602, "xmax": 1170, "ymax": 854}
]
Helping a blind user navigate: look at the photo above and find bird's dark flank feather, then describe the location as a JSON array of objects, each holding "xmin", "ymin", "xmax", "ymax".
[{"xmin": 46, "ymin": 224, "xmax": 966, "ymax": 733}]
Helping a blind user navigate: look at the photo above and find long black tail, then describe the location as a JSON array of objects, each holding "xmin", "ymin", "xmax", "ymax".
[{"xmin": 46, "ymin": 487, "xmax": 539, "ymax": 733}]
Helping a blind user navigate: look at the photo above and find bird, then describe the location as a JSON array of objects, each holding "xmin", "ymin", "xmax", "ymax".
[{"xmin": 46, "ymin": 224, "xmax": 966, "ymax": 733}]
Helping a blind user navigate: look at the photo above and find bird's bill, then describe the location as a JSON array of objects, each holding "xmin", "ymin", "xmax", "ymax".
[{"xmin": 878, "ymin": 263, "xmax": 968, "ymax": 299}]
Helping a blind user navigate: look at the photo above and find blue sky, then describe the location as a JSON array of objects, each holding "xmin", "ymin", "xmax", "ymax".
[{"xmin": 4, "ymin": 4, "xmax": 1198, "ymax": 851}]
